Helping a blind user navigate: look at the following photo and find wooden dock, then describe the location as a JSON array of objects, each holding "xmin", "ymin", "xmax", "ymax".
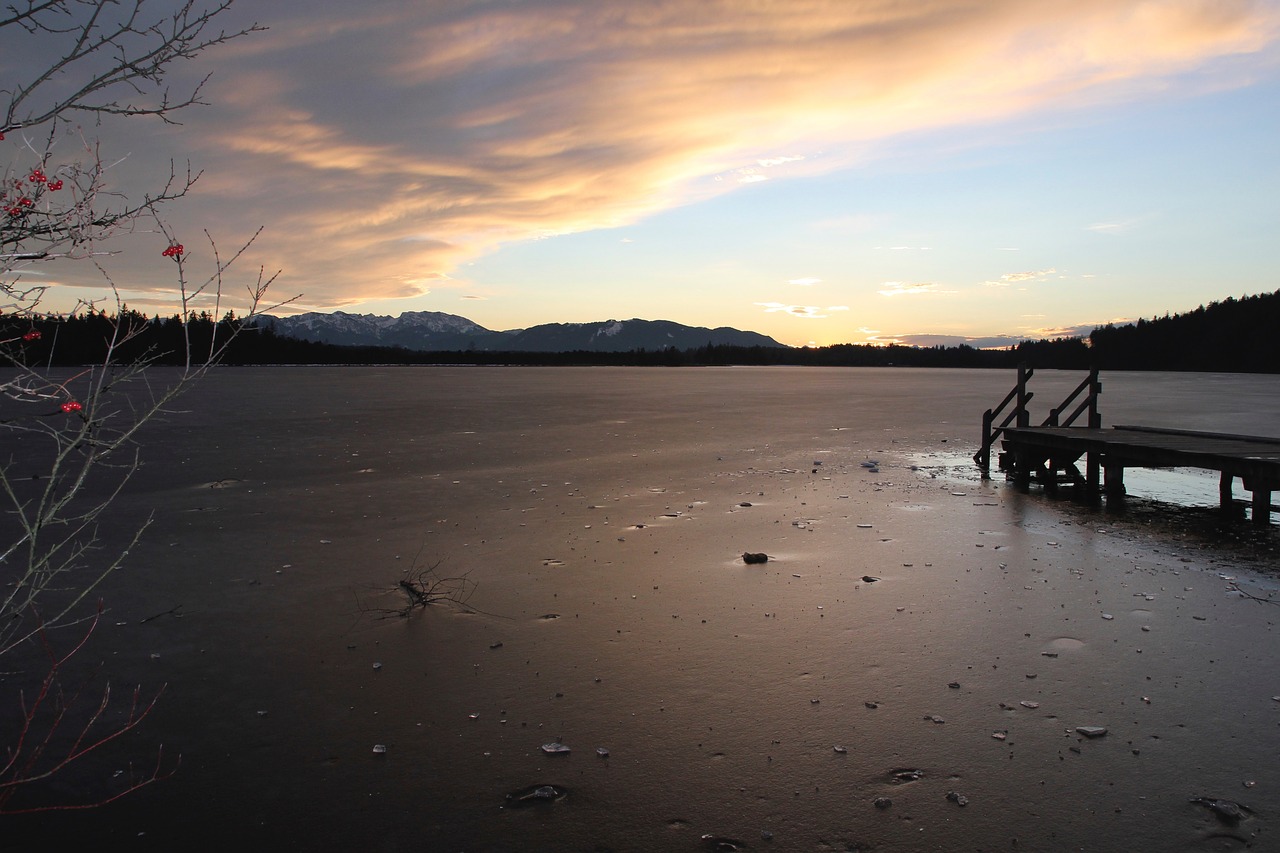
[
  {"xmin": 1000, "ymin": 424, "xmax": 1280, "ymax": 523},
  {"xmin": 976, "ymin": 367, "xmax": 1280, "ymax": 524}
]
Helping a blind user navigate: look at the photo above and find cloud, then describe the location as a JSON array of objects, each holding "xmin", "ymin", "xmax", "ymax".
[
  {"xmin": 1087, "ymin": 219, "xmax": 1142, "ymax": 234},
  {"xmin": 757, "ymin": 302, "xmax": 849, "ymax": 319},
  {"xmin": 877, "ymin": 281, "xmax": 950, "ymax": 297},
  {"xmin": 985, "ymin": 267, "xmax": 1058, "ymax": 286},
  {"xmin": 1032, "ymin": 319, "xmax": 1134, "ymax": 338},
  {"xmin": 870, "ymin": 332, "xmax": 1029, "ymax": 349},
  {"xmin": 1030, "ymin": 323, "xmax": 1096, "ymax": 338},
  {"xmin": 789, "ymin": 277, "xmax": 822, "ymax": 286},
  {"xmin": 912, "ymin": 333, "xmax": 1026, "ymax": 348},
  {"xmin": 1003, "ymin": 268, "xmax": 1057, "ymax": 282},
  {"xmin": 758, "ymin": 155, "xmax": 806, "ymax": 167},
  {"xmin": 55, "ymin": 0, "xmax": 1280, "ymax": 309}
]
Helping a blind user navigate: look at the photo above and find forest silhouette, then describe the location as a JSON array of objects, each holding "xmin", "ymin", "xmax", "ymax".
[{"xmin": 8, "ymin": 289, "xmax": 1277, "ymax": 372}]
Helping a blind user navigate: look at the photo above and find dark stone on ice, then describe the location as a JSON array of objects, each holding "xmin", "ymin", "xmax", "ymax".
[
  {"xmin": 742, "ymin": 552, "xmax": 769, "ymax": 564},
  {"xmin": 1190, "ymin": 797, "xmax": 1253, "ymax": 824},
  {"xmin": 861, "ymin": 576, "xmax": 880, "ymax": 583},
  {"xmin": 873, "ymin": 797, "xmax": 892, "ymax": 810},
  {"xmin": 505, "ymin": 784, "xmax": 568, "ymax": 807}
]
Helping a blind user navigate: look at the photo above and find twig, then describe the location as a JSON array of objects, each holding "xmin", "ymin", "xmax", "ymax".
[
  {"xmin": 1227, "ymin": 582, "xmax": 1277, "ymax": 606},
  {"xmin": 139, "ymin": 604, "xmax": 183, "ymax": 623},
  {"xmin": 0, "ymin": 605, "xmax": 178, "ymax": 813},
  {"xmin": 357, "ymin": 546, "xmax": 506, "ymax": 621}
]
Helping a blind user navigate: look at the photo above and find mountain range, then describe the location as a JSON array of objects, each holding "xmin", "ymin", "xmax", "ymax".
[{"xmin": 253, "ymin": 311, "xmax": 786, "ymax": 352}]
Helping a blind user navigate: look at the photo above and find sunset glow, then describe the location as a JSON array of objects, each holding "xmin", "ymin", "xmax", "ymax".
[{"xmin": 18, "ymin": 0, "xmax": 1280, "ymax": 347}]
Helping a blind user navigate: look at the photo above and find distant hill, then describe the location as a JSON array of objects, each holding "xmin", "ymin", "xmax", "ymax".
[
  {"xmin": 12, "ymin": 290, "xmax": 1276, "ymax": 371},
  {"xmin": 253, "ymin": 311, "xmax": 786, "ymax": 352}
]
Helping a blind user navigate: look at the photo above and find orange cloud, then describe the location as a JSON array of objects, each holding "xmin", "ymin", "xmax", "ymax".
[
  {"xmin": 132, "ymin": 0, "xmax": 1280, "ymax": 309},
  {"xmin": 878, "ymin": 282, "xmax": 951, "ymax": 297}
]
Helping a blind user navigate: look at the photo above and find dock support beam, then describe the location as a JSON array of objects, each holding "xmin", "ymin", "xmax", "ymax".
[
  {"xmin": 1253, "ymin": 488, "xmax": 1273, "ymax": 526},
  {"xmin": 1013, "ymin": 448, "xmax": 1032, "ymax": 490},
  {"xmin": 1016, "ymin": 365, "xmax": 1031, "ymax": 429},
  {"xmin": 978, "ymin": 409, "xmax": 993, "ymax": 478},
  {"xmin": 1104, "ymin": 463, "xmax": 1126, "ymax": 506}
]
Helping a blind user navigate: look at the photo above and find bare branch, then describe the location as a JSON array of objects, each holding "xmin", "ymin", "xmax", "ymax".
[
  {"xmin": 357, "ymin": 546, "xmax": 489, "ymax": 621},
  {"xmin": 1227, "ymin": 581, "xmax": 1277, "ymax": 606},
  {"xmin": 2, "ymin": 1, "xmax": 266, "ymax": 134},
  {"xmin": 0, "ymin": 0, "xmax": 282, "ymax": 812},
  {"xmin": 0, "ymin": 605, "xmax": 178, "ymax": 814}
]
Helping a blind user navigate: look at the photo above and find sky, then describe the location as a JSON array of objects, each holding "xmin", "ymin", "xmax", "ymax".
[{"xmin": 7, "ymin": 0, "xmax": 1280, "ymax": 347}]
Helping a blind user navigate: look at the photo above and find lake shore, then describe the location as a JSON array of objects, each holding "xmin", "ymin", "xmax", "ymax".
[{"xmin": 8, "ymin": 367, "xmax": 1278, "ymax": 851}]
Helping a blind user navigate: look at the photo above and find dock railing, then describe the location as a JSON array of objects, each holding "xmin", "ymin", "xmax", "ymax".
[
  {"xmin": 974, "ymin": 364, "xmax": 1033, "ymax": 475},
  {"xmin": 975, "ymin": 365, "xmax": 1101, "ymax": 477},
  {"xmin": 1043, "ymin": 368, "xmax": 1102, "ymax": 430}
]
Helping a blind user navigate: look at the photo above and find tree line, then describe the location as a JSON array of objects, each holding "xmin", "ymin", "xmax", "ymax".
[{"xmin": 6, "ymin": 289, "xmax": 1277, "ymax": 372}]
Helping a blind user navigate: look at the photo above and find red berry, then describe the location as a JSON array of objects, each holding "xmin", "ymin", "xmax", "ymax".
[
  {"xmin": 47, "ymin": 179, "xmax": 63, "ymax": 191},
  {"xmin": 22, "ymin": 330, "xmax": 41, "ymax": 341},
  {"xmin": 60, "ymin": 400, "xmax": 83, "ymax": 414}
]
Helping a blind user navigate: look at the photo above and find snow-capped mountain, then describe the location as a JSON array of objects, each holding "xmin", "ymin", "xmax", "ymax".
[
  {"xmin": 252, "ymin": 310, "xmax": 490, "ymax": 349},
  {"xmin": 254, "ymin": 311, "xmax": 785, "ymax": 352}
]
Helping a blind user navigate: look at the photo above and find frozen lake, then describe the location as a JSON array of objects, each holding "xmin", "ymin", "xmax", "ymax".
[{"xmin": 6, "ymin": 366, "xmax": 1278, "ymax": 851}]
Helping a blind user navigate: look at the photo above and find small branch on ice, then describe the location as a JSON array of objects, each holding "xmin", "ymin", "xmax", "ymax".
[
  {"xmin": 139, "ymin": 604, "xmax": 184, "ymax": 624},
  {"xmin": 357, "ymin": 554, "xmax": 479, "ymax": 621},
  {"xmin": 1227, "ymin": 582, "xmax": 1277, "ymax": 606},
  {"xmin": 396, "ymin": 563, "xmax": 476, "ymax": 614}
]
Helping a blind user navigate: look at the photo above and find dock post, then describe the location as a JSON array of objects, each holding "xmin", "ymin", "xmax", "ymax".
[
  {"xmin": 1016, "ymin": 364, "xmax": 1031, "ymax": 428},
  {"xmin": 978, "ymin": 409, "xmax": 993, "ymax": 478},
  {"xmin": 1087, "ymin": 368, "xmax": 1101, "ymax": 429},
  {"xmin": 1219, "ymin": 473, "xmax": 1234, "ymax": 513},
  {"xmin": 1041, "ymin": 459, "xmax": 1057, "ymax": 494},
  {"xmin": 1252, "ymin": 488, "xmax": 1273, "ymax": 526},
  {"xmin": 1013, "ymin": 448, "xmax": 1032, "ymax": 489},
  {"xmin": 1086, "ymin": 454, "xmax": 1100, "ymax": 501},
  {"xmin": 1104, "ymin": 463, "xmax": 1126, "ymax": 508}
]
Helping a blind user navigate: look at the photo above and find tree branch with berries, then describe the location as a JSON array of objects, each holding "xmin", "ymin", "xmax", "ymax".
[{"xmin": 0, "ymin": 0, "xmax": 293, "ymax": 813}]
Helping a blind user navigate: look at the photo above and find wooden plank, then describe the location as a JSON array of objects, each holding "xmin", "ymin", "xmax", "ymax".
[{"xmin": 1113, "ymin": 425, "xmax": 1280, "ymax": 445}]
